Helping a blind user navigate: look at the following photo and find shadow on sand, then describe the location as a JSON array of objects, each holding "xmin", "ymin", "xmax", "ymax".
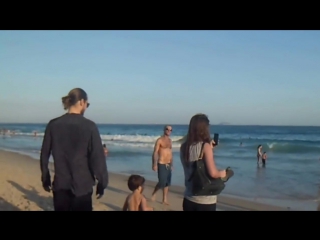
[
  {"xmin": 0, "ymin": 197, "xmax": 21, "ymax": 211},
  {"xmin": 7, "ymin": 180, "xmax": 53, "ymax": 211},
  {"xmin": 103, "ymin": 203, "xmax": 122, "ymax": 211},
  {"xmin": 143, "ymin": 182, "xmax": 183, "ymax": 196},
  {"xmin": 106, "ymin": 186, "xmax": 130, "ymax": 195}
]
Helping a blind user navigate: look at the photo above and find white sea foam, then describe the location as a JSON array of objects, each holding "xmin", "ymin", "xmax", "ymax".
[{"xmin": 13, "ymin": 132, "xmax": 184, "ymax": 148}]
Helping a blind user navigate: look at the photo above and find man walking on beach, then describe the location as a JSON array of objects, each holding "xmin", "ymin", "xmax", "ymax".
[
  {"xmin": 40, "ymin": 88, "xmax": 108, "ymax": 211},
  {"xmin": 151, "ymin": 125, "xmax": 173, "ymax": 205}
]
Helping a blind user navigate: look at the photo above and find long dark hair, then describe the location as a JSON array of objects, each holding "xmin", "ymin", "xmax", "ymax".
[{"xmin": 181, "ymin": 113, "xmax": 211, "ymax": 164}]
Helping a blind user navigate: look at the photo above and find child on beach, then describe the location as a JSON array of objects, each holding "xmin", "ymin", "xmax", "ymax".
[
  {"xmin": 123, "ymin": 174, "xmax": 154, "ymax": 211},
  {"xmin": 262, "ymin": 152, "xmax": 267, "ymax": 166}
]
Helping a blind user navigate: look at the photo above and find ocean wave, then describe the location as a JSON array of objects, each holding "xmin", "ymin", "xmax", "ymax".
[
  {"xmin": 100, "ymin": 134, "xmax": 184, "ymax": 143},
  {"xmin": 105, "ymin": 141, "xmax": 182, "ymax": 149},
  {"xmin": 6, "ymin": 132, "xmax": 320, "ymax": 153},
  {"xmin": 7, "ymin": 131, "xmax": 44, "ymax": 137},
  {"xmin": 10, "ymin": 131, "xmax": 320, "ymax": 142},
  {"xmin": 265, "ymin": 142, "xmax": 320, "ymax": 154},
  {"xmin": 12, "ymin": 132, "xmax": 183, "ymax": 142}
]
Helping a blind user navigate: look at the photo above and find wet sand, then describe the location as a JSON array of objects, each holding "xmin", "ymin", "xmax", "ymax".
[{"xmin": 0, "ymin": 149, "xmax": 289, "ymax": 211}]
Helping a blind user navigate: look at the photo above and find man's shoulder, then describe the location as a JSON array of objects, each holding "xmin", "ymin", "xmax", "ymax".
[
  {"xmin": 47, "ymin": 115, "xmax": 64, "ymax": 126},
  {"xmin": 81, "ymin": 116, "xmax": 96, "ymax": 126},
  {"xmin": 48, "ymin": 115, "xmax": 97, "ymax": 129}
]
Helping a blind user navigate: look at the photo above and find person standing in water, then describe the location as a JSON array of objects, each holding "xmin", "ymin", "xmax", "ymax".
[
  {"xmin": 103, "ymin": 144, "xmax": 108, "ymax": 155},
  {"xmin": 40, "ymin": 88, "xmax": 108, "ymax": 211},
  {"xmin": 262, "ymin": 152, "xmax": 267, "ymax": 167},
  {"xmin": 257, "ymin": 145, "xmax": 262, "ymax": 165},
  {"xmin": 151, "ymin": 125, "xmax": 173, "ymax": 205}
]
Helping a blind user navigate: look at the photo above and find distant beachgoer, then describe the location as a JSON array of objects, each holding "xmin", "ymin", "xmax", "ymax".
[
  {"xmin": 2, "ymin": 129, "xmax": 8, "ymax": 137},
  {"xmin": 262, "ymin": 152, "xmax": 267, "ymax": 166},
  {"xmin": 40, "ymin": 88, "xmax": 108, "ymax": 211},
  {"xmin": 34, "ymin": 131, "xmax": 37, "ymax": 137},
  {"xmin": 122, "ymin": 175, "xmax": 154, "ymax": 211},
  {"xmin": 257, "ymin": 145, "xmax": 262, "ymax": 164},
  {"xmin": 151, "ymin": 125, "xmax": 173, "ymax": 205},
  {"xmin": 103, "ymin": 144, "xmax": 108, "ymax": 155},
  {"xmin": 240, "ymin": 142, "xmax": 242, "ymax": 146},
  {"xmin": 180, "ymin": 114, "xmax": 227, "ymax": 211}
]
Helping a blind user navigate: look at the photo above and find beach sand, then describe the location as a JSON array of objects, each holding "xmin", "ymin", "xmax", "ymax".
[{"xmin": 0, "ymin": 149, "xmax": 289, "ymax": 211}]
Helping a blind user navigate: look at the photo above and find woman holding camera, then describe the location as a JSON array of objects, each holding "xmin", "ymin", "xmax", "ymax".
[{"xmin": 180, "ymin": 114, "xmax": 227, "ymax": 211}]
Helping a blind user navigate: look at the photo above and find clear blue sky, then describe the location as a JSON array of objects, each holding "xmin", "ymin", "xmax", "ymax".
[{"xmin": 0, "ymin": 30, "xmax": 319, "ymax": 125}]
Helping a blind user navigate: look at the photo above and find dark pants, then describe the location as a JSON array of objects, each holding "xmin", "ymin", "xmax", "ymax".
[
  {"xmin": 53, "ymin": 190, "xmax": 93, "ymax": 211},
  {"xmin": 157, "ymin": 163, "xmax": 172, "ymax": 189},
  {"xmin": 182, "ymin": 198, "xmax": 217, "ymax": 211}
]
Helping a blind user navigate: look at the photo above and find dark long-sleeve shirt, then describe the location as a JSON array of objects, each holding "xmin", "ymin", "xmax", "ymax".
[{"xmin": 40, "ymin": 113, "xmax": 108, "ymax": 197}]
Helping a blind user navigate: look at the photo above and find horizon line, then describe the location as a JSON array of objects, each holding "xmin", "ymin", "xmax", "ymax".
[{"xmin": 0, "ymin": 122, "xmax": 320, "ymax": 127}]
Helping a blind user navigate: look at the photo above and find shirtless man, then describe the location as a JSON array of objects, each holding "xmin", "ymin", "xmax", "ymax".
[{"xmin": 151, "ymin": 125, "xmax": 173, "ymax": 205}]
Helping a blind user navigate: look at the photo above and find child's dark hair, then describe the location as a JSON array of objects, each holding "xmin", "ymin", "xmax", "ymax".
[
  {"xmin": 263, "ymin": 152, "xmax": 266, "ymax": 154},
  {"xmin": 103, "ymin": 144, "xmax": 106, "ymax": 147},
  {"xmin": 127, "ymin": 175, "xmax": 145, "ymax": 191}
]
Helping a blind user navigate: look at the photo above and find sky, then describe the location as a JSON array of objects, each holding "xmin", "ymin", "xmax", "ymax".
[{"xmin": 0, "ymin": 30, "xmax": 320, "ymax": 126}]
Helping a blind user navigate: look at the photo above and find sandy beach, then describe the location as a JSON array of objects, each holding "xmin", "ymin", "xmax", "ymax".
[{"xmin": 0, "ymin": 149, "xmax": 292, "ymax": 211}]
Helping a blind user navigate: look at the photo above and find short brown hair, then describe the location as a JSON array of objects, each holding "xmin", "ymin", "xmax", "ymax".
[
  {"xmin": 61, "ymin": 88, "xmax": 88, "ymax": 110},
  {"xmin": 164, "ymin": 125, "xmax": 172, "ymax": 130},
  {"xmin": 127, "ymin": 175, "xmax": 145, "ymax": 191}
]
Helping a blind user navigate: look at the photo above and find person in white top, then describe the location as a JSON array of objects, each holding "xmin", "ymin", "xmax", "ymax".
[{"xmin": 180, "ymin": 113, "xmax": 226, "ymax": 211}]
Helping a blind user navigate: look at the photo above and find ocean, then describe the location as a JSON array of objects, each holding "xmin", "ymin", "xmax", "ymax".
[{"xmin": 0, "ymin": 123, "xmax": 319, "ymax": 210}]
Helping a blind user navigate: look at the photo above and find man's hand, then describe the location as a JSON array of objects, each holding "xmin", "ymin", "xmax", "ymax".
[
  {"xmin": 96, "ymin": 182, "xmax": 104, "ymax": 199},
  {"xmin": 170, "ymin": 163, "xmax": 173, "ymax": 171},
  {"xmin": 43, "ymin": 185, "xmax": 51, "ymax": 192},
  {"xmin": 42, "ymin": 175, "xmax": 51, "ymax": 192},
  {"xmin": 152, "ymin": 165, "xmax": 157, "ymax": 172}
]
